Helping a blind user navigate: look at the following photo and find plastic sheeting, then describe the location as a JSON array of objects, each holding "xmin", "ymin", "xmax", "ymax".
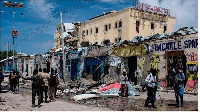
[
  {"xmin": 127, "ymin": 82, "xmax": 139, "ymax": 96},
  {"xmin": 97, "ymin": 83, "xmax": 121, "ymax": 92},
  {"xmin": 72, "ymin": 94, "xmax": 100, "ymax": 101}
]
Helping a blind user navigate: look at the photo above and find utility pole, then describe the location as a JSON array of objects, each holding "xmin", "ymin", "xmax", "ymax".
[
  {"xmin": 60, "ymin": 11, "xmax": 66, "ymax": 82},
  {"xmin": 3, "ymin": 1, "xmax": 23, "ymax": 71},
  {"xmin": 7, "ymin": 40, "xmax": 9, "ymax": 71}
]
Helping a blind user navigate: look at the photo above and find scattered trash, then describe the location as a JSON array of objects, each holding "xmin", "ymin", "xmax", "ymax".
[
  {"xmin": 63, "ymin": 89, "xmax": 69, "ymax": 93},
  {"xmin": 127, "ymin": 82, "xmax": 140, "ymax": 96},
  {"xmin": 72, "ymin": 94, "xmax": 100, "ymax": 101}
]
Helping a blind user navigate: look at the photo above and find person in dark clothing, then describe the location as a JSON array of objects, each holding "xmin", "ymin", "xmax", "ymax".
[
  {"xmin": 167, "ymin": 66, "xmax": 175, "ymax": 89},
  {"xmin": 23, "ymin": 69, "xmax": 44, "ymax": 107},
  {"xmin": 50, "ymin": 69, "xmax": 57, "ymax": 102},
  {"xmin": 173, "ymin": 67, "xmax": 185, "ymax": 107},
  {"xmin": 145, "ymin": 69, "xmax": 157, "ymax": 109},
  {"xmin": 120, "ymin": 70, "xmax": 128, "ymax": 97},
  {"xmin": 0, "ymin": 70, "xmax": 4, "ymax": 92},
  {"xmin": 10, "ymin": 69, "xmax": 18, "ymax": 94},
  {"xmin": 38, "ymin": 68, "xmax": 44, "ymax": 103}
]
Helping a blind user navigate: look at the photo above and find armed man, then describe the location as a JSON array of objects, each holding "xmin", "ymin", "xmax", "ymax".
[{"xmin": 23, "ymin": 69, "xmax": 44, "ymax": 108}]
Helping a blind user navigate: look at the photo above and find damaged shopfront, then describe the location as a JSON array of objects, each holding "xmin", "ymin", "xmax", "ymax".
[
  {"xmin": 66, "ymin": 48, "xmax": 86, "ymax": 80},
  {"xmin": 111, "ymin": 43, "xmax": 148, "ymax": 85},
  {"xmin": 149, "ymin": 33, "xmax": 198, "ymax": 89},
  {"xmin": 84, "ymin": 46, "xmax": 111, "ymax": 82}
]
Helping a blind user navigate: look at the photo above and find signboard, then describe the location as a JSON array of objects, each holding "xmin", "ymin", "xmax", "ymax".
[
  {"xmin": 154, "ymin": 39, "xmax": 198, "ymax": 52},
  {"xmin": 188, "ymin": 52, "xmax": 198, "ymax": 61},
  {"xmin": 134, "ymin": 2, "xmax": 170, "ymax": 16}
]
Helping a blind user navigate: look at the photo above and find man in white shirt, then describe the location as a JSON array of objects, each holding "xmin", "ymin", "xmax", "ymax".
[{"xmin": 145, "ymin": 69, "xmax": 157, "ymax": 109}]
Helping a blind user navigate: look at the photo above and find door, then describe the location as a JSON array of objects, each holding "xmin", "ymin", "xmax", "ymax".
[{"xmin": 71, "ymin": 59, "xmax": 78, "ymax": 80}]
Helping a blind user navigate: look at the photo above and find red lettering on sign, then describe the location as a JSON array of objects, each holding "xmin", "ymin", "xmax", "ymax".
[{"xmin": 188, "ymin": 52, "xmax": 198, "ymax": 61}]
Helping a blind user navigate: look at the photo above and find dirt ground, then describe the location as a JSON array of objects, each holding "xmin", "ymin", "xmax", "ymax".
[
  {"xmin": 0, "ymin": 86, "xmax": 198, "ymax": 111},
  {"xmin": 0, "ymin": 77, "xmax": 198, "ymax": 111}
]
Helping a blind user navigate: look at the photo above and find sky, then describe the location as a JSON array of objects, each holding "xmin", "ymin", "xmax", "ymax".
[{"xmin": 0, "ymin": 0, "xmax": 198, "ymax": 55}]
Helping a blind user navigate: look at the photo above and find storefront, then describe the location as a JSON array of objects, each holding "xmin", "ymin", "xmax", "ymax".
[{"xmin": 150, "ymin": 33, "xmax": 198, "ymax": 87}]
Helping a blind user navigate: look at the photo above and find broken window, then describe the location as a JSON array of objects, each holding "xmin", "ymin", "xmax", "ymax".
[
  {"xmin": 136, "ymin": 21, "xmax": 140, "ymax": 33},
  {"xmin": 86, "ymin": 29, "xmax": 88, "ymax": 35},
  {"xmin": 105, "ymin": 24, "xmax": 108, "ymax": 31},
  {"xmin": 151, "ymin": 23, "xmax": 154, "ymax": 29},
  {"xmin": 109, "ymin": 23, "xmax": 111, "ymax": 29},
  {"xmin": 115, "ymin": 22, "xmax": 118, "ymax": 28},
  {"xmin": 96, "ymin": 27, "xmax": 98, "ymax": 33},
  {"xmin": 164, "ymin": 25, "xmax": 167, "ymax": 33},
  {"xmin": 119, "ymin": 21, "xmax": 122, "ymax": 28},
  {"xmin": 118, "ymin": 38, "xmax": 121, "ymax": 42},
  {"xmin": 115, "ymin": 38, "xmax": 118, "ymax": 43}
]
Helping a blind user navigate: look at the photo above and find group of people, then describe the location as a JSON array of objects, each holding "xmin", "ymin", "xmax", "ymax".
[
  {"xmin": 23, "ymin": 68, "xmax": 60, "ymax": 107},
  {"xmin": 144, "ymin": 66, "xmax": 185, "ymax": 108},
  {"xmin": 120, "ymin": 65, "xmax": 185, "ymax": 109}
]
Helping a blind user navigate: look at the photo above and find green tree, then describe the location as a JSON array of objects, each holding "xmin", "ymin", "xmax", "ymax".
[{"xmin": 0, "ymin": 50, "xmax": 17, "ymax": 60}]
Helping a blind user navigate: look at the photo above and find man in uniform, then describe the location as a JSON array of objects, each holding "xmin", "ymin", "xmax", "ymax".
[{"xmin": 23, "ymin": 69, "xmax": 44, "ymax": 107}]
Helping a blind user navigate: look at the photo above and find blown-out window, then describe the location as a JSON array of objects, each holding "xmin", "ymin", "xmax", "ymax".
[{"xmin": 151, "ymin": 23, "xmax": 154, "ymax": 29}]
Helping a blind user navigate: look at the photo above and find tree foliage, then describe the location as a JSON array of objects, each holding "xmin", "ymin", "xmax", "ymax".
[{"xmin": 0, "ymin": 50, "xmax": 17, "ymax": 60}]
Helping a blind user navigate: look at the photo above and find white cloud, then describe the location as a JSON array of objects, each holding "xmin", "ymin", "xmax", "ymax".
[
  {"xmin": 26, "ymin": 0, "xmax": 58, "ymax": 20},
  {"xmin": 138, "ymin": 0, "xmax": 198, "ymax": 31}
]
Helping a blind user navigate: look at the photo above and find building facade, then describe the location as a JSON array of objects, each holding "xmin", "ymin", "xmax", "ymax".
[{"xmin": 79, "ymin": 6, "xmax": 175, "ymax": 45}]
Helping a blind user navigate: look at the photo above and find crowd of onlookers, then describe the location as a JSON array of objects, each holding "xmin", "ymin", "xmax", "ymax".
[{"xmin": 3, "ymin": 68, "xmax": 60, "ymax": 107}]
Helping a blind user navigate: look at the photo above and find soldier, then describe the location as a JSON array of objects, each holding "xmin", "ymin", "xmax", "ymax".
[{"xmin": 23, "ymin": 69, "xmax": 44, "ymax": 107}]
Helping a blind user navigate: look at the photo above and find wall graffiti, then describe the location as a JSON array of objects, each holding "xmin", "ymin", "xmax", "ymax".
[{"xmin": 150, "ymin": 55, "xmax": 160, "ymax": 79}]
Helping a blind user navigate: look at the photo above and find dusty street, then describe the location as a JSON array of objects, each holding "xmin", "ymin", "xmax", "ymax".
[
  {"xmin": 0, "ymin": 90, "xmax": 111, "ymax": 111},
  {"xmin": 0, "ymin": 84, "xmax": 198, "ymax": 111}
]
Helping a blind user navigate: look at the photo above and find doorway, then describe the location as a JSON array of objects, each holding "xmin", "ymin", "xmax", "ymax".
[{"xmin": 128, "ymin": 56, "xmax": 137, "ymax": 82}]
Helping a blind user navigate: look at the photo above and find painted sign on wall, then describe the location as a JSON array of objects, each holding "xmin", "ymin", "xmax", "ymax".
[
  {"xmin": 150, "ymin": 55, "xmax": 160, "ymax": 79},
  {"xmin": 188, "ymin": 52, "xmax": 198, "ymax": 62},
  {"xmin": 134, "ymin": 2, "xmax": 170, "ymax": 16},
  {"xmin": 154, "ymin": 39, "xmax": 198, "ymax": 52}
]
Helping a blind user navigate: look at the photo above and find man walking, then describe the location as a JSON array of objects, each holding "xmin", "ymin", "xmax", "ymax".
[
  {"xmin": 173, "ymin": 66, "xmax": 185, "ymax": 107},
  {"xmin": 41, "ymin": 68, "xmax": 50, "ymax": 103},
  {"xmin": 145, "ymin": 69, "xmax": 157, "ymax": 109}
]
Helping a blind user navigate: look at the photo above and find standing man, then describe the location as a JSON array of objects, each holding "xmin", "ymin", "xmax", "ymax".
[
  {"xmin": 50, "ymin": 69, "xmax": 57, "ymax": 102},
  {"xmin": 38, "ymin": 68, "xmax": 44, "ymax": 103},
  {"xmin": 11, "ymin": 69, "xmax": 18, "ymax": 94},
  {"xmin": 173, "ymin": 66, "xmax": 185, "ymax": 107},
  {"xmin": 23, "ymin": 69, "xmax": 44, "ymax": 107},
  {"xmin": 120, "ymin": 69, "xmax": 128, "ymax": 97},
  {"xmin": 145, "ymin": 69, "xmax": 157, "ymax": 109},
  {"xmin": 41, "ymin": 68, "xmax": 50, "ymax": 103}
]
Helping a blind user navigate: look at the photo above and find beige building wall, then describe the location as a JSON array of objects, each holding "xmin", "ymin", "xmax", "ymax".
[{"xmin": 79, "ymin": 8, "xmax": 175, "ymax": 45}]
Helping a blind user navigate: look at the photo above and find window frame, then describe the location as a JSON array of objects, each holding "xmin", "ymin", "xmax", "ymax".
[
  {"xmin": 151, "ymin": 23, "xmax": 154, "ymax": 29},
  {"xmin": 119, "ymin": 21, "xmax": 122, "ymax": 28}
]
